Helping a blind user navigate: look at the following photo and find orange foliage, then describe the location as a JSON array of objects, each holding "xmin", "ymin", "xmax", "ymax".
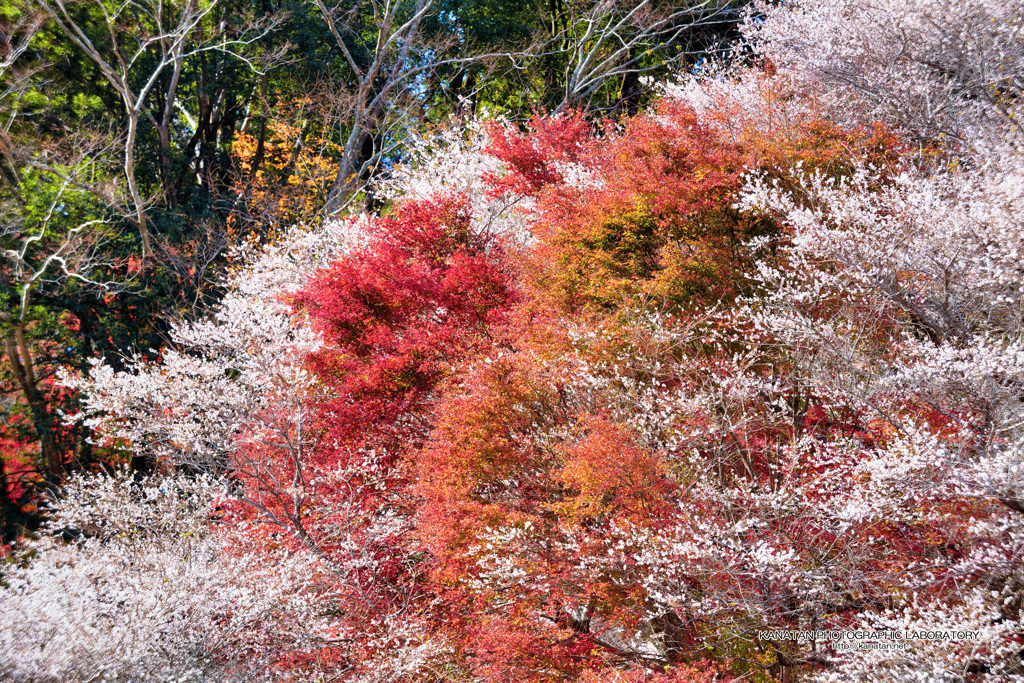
[
  {"xmin": 552, "ymin": 417, "xmax": 673, "ymax": 526},
  {"xmin": 410, "ymin": 94, "xmax": 917, "ymax": 680},
  {"xmin": 230, "ymin": 99, "xmax": 341, "ymax": 239},
  {"xmin": 577, "ymin": 662, "xmax": 727, "ymax": 683},
  {"xmin": 486, "ymin": 99, "xmax": 903, "ymax": 318}
]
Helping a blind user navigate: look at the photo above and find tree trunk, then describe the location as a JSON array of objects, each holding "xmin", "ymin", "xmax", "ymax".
[
  {"xmin": 324, "ymin": 125, "xmax": 370, "ymax": 217},
  {"xmin": 124, "ymin": 113, "xmax": 152, "ymax": 257}
]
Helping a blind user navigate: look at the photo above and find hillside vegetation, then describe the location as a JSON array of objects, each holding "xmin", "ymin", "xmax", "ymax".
[{"xmin": 2, "ymin": 1, "xmax": 1023, "ymax": 681}]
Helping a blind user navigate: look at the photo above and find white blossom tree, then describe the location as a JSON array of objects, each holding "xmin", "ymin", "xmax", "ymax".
[
  {"xmin": 0, "ymin": 470, "xmax": 326, "ymax": 682},
  {"xmin": 744, "ymin": 0, "xmax": 1024, "ymax": 149}
]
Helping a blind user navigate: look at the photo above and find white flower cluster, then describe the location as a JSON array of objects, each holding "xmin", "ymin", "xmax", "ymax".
[
  {"xmin": 62, "ymin": 216, "xmax": 367, "ymax": 471},
  {"xmin": 16, "ymin": 209, "xmax": 449, "ymax": 678},
  {"xmin": 458, "ymin": 9, "xmax": 1024, "ymax": 670},
  {"xmin": 745, "ymin": 0, "xmax": 1024, "ymax": 148},
  {"xmin": 0, "ymin": 470, "xmax": 323, "ymax": 683}
]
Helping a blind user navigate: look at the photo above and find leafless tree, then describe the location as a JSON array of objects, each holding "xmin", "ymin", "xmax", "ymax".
[
  {"xmin": 550, "ymin": 0, "xmax": 739, "ymax": 114},
  {"xmin": 317, "ymin": 0, "xmax": 443, "ymax": 216}
]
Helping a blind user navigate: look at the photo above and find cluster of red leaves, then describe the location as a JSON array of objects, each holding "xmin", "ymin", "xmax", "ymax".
[
  {"xmin": 485, "ymin": 106, "xmax": 751, "ymax": 313},
  {"xmin": 578, "ymin": 662, "xmax": 725, "ymax": 683},
  {"xmin": 410, "ymin": 104, "xmax": 971, "ymax": 680},
  {"xmin": 0, "ymin": 428, "xmax": 40, "ymax": 546},
  {"xmin": 297, "ymin": 193, "xmax": 517, "ymax": 458},
  {"xmin": 0, "ymin": 367, "xmax": 90, "ymax": 543},
  {"xmin": 484, "ymin": 100, "xmax": 902, "ymax": 318}
]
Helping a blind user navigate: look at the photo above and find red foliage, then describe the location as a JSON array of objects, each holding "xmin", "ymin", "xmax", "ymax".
[
  {"xmin": 484, "ymin": 112, "xmax": 596, "ymax": 196},
  {"xmin": 485, "ymin": 99, "xmax": 904, "ymax": 317},
  {"xmin": 577, "ymin": 662, "xmax": 729, "ymax": 683},
  {"xmin": 224, "ymin": 191, "xmax": 522, "ymax": 680},
  {"xmin": 0, "ymin": 430, "xmax": 39, "ymax": 530},
  {"xmin": 296, "ymin": 192, "xmax": 518, "ymax": 456},
  {"xmin": 408, "ymin": 100, "xmax": 922, "ymax": 680}
]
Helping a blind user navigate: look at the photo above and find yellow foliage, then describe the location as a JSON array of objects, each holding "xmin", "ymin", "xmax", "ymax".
[{"xmin": 229, "ymin": 100, "xmax": 342, "ymax": 242}]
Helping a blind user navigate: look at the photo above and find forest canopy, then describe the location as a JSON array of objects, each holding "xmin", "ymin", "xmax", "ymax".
[{"xmin": 1, "ymin": 0, "xmax": 1024, "ymax": 681}]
